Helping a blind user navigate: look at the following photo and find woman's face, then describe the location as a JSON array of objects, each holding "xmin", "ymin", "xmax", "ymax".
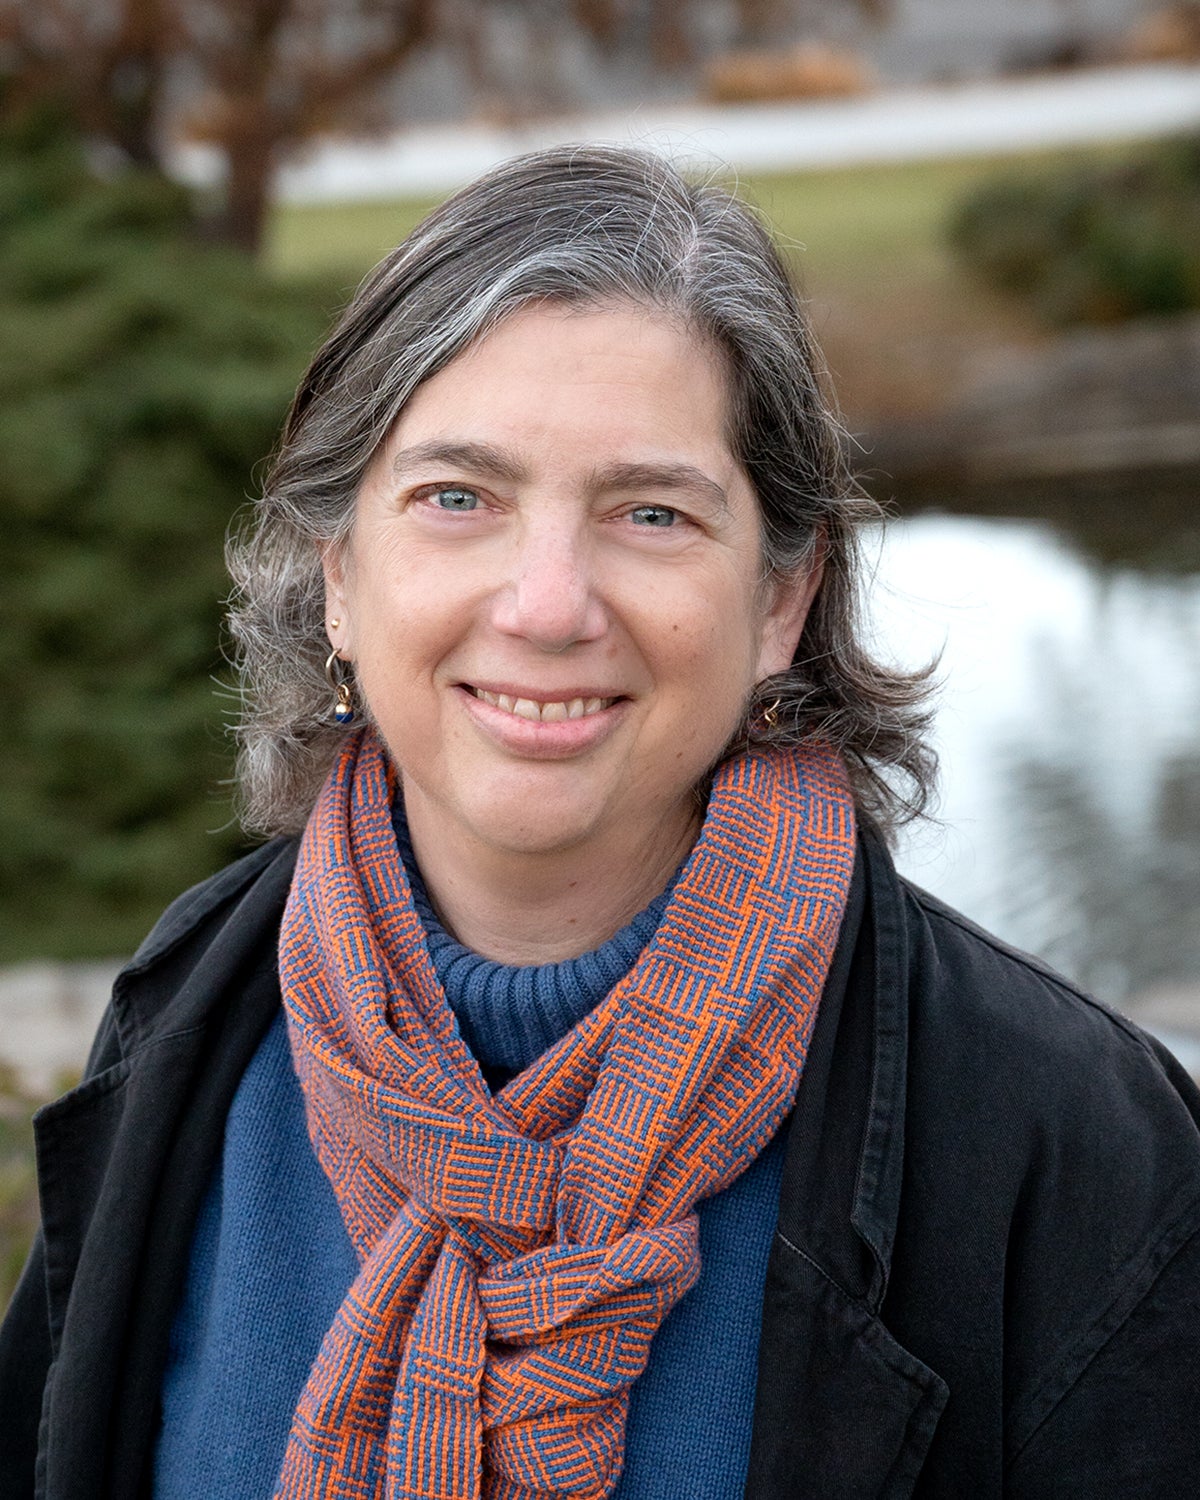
[{"xmin": 323, "ymin": 302, "xmax": 820, "ymax": 869}]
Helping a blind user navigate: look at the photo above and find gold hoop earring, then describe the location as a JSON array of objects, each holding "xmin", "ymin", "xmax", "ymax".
[
  {"xmin": 761, "ymin": 698, "xmax": 782, "ymax": 730},
  {"xmin": 325, "ymin": 648, "xmax": 354, "ymax": 725}
]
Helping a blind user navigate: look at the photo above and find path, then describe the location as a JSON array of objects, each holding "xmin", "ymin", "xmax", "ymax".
[{"xmin": 169, "ymin": 62, "xmax": 1200, "ymax": 203}]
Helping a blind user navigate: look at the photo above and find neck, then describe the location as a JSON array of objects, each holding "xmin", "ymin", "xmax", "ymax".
[{"xmin": 401, "ymin": 796, "xmax": 699, "ymax": 966}]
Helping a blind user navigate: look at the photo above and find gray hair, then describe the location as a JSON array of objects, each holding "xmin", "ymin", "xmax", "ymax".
[{"xmin": 227, "ymin": 143, "xmax": 936, "ymax": 836}]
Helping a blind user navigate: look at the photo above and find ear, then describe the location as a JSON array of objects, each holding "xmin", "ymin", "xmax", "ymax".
[
  {"xmin": 755, "ymin": 545, "xmax": 825, "ymax": 680},
  {"xmin": 319, "ymin": 541, "xmax": 353, "ymax": 658}
]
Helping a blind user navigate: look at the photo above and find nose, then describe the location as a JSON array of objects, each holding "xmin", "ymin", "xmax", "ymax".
[{"xmin": 490, "ymin": 515, "xmax": 607, "ymax": 651}]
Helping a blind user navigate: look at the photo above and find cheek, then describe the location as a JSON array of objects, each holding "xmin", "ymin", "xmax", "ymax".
[
  {"xmin": 346, "ymin": 540, "xmax": 446, "ymax": 654},
  {"xmin": 656, "ymin": 574, "xmax": 763, "ymax": 676},
  {"xmin": 651, "ymin": 611, "xmax": 761, "ymax": 747},
  {"xmin": 706, "ymin": 582, "xmax": 769, "ymax": 673}
]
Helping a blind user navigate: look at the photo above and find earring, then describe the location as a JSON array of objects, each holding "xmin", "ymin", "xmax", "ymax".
[
  {"xmin": 761, "ymin": 698, "xmax": 782, "ymax": 730},
  {"xmin": 325, "ymin": 648, "xmax": 354, "ymax": 725}
]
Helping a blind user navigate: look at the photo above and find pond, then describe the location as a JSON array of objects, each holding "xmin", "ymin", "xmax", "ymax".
[{"xmin": 871, "ymin": 501, "xmax": 1200, "ymax": 1050}]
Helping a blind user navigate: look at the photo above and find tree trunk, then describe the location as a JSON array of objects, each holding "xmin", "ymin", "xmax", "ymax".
[
  {"xmin": 217, "ymin": 125, "xmax": 275, "ymax": 255},
  {"xmin": 108, "ymin": 0, "xmax": 169, "ymax": 167},
  {"xmin": 650, "ymin": 2, "xmax": 693, "ymax": 69},
  {"xmin": 106, "ymin": 45, "xmax": 165, "ymax": 169}
]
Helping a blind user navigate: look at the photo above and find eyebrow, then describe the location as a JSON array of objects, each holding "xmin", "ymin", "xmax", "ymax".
[
  {"xmin": 390, "ymin": 442, "xmax": 728, "ymax": 512},
  {"xmin": 588, "ymin": 461, "xmax": 729, "ymax": 513},
  {"xmin": 390, "ymin": 440, "xmax": 528, "ymax": 484}
]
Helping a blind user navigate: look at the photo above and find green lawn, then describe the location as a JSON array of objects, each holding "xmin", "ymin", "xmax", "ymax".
[
  {"xmin": 263, "ymin": 139, "xmax": 1152, "ymax": 423},
  {"xmin": 267, "ymin": 193, "xmax": 446, "ymax": 291},
  {"xmin": 267, "ymin": 141, "xmax": 1135, "ymax": 286}
]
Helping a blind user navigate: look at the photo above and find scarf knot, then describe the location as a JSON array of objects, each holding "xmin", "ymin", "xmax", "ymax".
[{"xmin": 277, "ymin": 729, "xmax": 855, "ymax": 1500}]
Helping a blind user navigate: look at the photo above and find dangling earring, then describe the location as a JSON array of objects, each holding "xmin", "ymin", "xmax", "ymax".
[
  {"xmin": 325, "ymin": 648, "xmax": 354, "ymax": 725},
  {"xmin": 761, "ymin": 698, "xmax": 782, "ymax": 730}
]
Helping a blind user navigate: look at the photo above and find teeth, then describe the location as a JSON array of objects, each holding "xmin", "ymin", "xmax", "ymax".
[{"xmin": 470, "ymin": 688, "xmax": 613, "ymax": 721}]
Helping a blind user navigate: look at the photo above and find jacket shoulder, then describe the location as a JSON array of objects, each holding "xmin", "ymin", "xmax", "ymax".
[
  {"xmin": 91, "ymin": 836, "xmax": 300, "ymax": 1067},
  {"xmin": 121, "ymin": 836, "xmax": 300, "ymax": 978},
  {"xmin": 899, "ymin": 875, "xmax": 1200, "ymax": 1191},
  {"xmin": 892, "ymin": 877, "xmax": 1200, "ymax": 1471},
  {"xmin": 901, "ymin": 878, "xmax": 1197, "ymax": 1099}
]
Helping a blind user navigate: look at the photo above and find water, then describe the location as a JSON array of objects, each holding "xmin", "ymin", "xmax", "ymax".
[{"xmin": 872, "ymin": 508, "xmax": 1200, "ymax": 1009}]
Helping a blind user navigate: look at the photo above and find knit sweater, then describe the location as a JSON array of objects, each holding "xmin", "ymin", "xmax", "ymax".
[{"xmin": 152, "ymin": 814, "xmax": 789, "ymax": 1499}]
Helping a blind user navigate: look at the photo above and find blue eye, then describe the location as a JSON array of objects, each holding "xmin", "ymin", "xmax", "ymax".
[
  {"xmin": 430, "ymin": 486, "xmax": 480, "ymax": 511},
  {"xmin": 630, "ymin": 505, "xmax": 677, "ymax": 527}
]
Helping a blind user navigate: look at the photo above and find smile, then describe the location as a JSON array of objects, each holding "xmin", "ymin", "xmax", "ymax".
[{"xmin": 467, "ymin": 688, "xmax": 619, "ymax": 722}]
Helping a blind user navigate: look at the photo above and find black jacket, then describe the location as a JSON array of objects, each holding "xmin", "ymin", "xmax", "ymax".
[{"xmin": 3, "ymin": 823, "xmax": 1200, "ymax": 1499}]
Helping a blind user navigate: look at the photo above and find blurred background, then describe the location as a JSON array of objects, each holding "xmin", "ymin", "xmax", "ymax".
[{"xmin": 2, "ymin": 0, "xmax": 1199, "ymax": 1301}]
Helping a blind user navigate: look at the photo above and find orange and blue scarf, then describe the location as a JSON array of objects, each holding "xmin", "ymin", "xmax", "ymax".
[{"xmin": 277, "ymin": 727, "xmax": 855, "ymax": 1500}]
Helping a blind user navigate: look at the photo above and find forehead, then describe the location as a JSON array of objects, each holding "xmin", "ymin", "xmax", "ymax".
[{"xmin": 392, "ymin": 302, "xmax": 739, "ymax": 464}]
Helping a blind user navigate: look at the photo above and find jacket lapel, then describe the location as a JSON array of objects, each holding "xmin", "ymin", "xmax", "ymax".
[
  {"xmin": 744, "ymin": 826, "xmax": 948, "ymax": 1500},
  {"xmin": 34, "ymin": 841, "xmax": 296, "ymax": 1500},
  {"xmin": 746, "ymin": 1241, "xmax": 947, "ymax": 1500}
]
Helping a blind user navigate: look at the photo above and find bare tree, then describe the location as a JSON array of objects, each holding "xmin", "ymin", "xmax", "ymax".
[
  {"xmin": 0, "ymin": 0, "xmax": 171, "ymax": 167},
  {"xmin": 1, "ymin": 0, "xmax": 438, "ymax": 251},
  {"xmin": 0, "ymin": 0, "xmax": 890, "ymax": 255},
  {"xmin": 181, "ymin": 0, "xmax": 438, "ymax": 250}
]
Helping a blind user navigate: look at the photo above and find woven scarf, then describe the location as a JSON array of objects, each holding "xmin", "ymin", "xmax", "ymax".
[{"xmin": 277, "ymin": 727, "xmax": 856, "ymax": 1500}]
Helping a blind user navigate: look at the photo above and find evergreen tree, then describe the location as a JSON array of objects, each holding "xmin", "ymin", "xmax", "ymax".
[{"xmin": 0, "ymin": 104, "xmax": 335, "ymax": 960}]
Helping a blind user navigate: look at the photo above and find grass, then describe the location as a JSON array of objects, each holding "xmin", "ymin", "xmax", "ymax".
[
  {"xmin": 266, "ymin": 193, "xmax": 445, "ymax": 297},
  {"xmin": 265, "ymin": 140, "xmax": 1151, "ymax": 425},
  {"xmin": 265, "ymin": 143, "xmax": 1142, "ymax": 285}
]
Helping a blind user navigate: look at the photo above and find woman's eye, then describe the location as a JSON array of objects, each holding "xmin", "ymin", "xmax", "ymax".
[
  {"xmin": 427, "ymin": 485, "xmax": 481, "ymax": 512},
  {"xmin": 629, "ymin": 505, "xmax": 678, "ymax": 528}
]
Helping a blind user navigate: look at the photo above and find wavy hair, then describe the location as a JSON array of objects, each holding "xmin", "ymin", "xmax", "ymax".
[{"xmin": 227, "ymin": 144, "xmax": 936, "ymax": 836}]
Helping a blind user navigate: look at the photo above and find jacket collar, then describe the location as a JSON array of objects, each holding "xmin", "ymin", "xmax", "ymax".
[
  {"xmin": 745, "ymin": 824, "xmax": 948, "ymax": 1500},
  {"xmin": 53, "ymin": 819, "xmax": 912, "ymax": 1314},
  {"xmin": 772, "ymin": 818, "xmax": 911, "ymax": 1312},
  {"xmin": 109, "ymin": 837, "xmax": 298, "ymax": 1058},
  {"xmin": 847, "ymin": 819, "xmax": 911, "ymax": 1306}
]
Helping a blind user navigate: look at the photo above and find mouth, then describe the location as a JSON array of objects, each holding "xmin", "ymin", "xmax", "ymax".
[{"xmin": 465, "ymin": 687, "xmax": 621, "ymax": 722}]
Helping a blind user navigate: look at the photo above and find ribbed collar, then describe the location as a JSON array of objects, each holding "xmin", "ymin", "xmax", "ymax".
[{"xmin": 391, "ymin": 800, "xmax": 676, "ymax": 1077}]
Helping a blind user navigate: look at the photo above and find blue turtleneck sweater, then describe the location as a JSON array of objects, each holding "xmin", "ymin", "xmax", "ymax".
[{"xmin": 153, "ymin": 811, "xmax": 789, "ymax": 1498}]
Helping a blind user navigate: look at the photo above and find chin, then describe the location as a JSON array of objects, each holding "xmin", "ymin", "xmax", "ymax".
[{"xmin": 465, "ymin": 804, "xmax": 601, "ymax": 860}]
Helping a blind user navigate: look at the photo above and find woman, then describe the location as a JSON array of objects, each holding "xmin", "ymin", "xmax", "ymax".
[{"xmin": 3, "ymin": 145, "xmax": 1200, "ymax": 1500}]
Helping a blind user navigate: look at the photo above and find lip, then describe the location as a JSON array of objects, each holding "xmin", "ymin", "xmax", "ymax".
[
  {"xmin": 461, "ymin": 680, "xmax": 625, "ymax": 705},
  {"xmin": 455, "ymin": 683, "xmax": 629, "ymax": 758}
]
